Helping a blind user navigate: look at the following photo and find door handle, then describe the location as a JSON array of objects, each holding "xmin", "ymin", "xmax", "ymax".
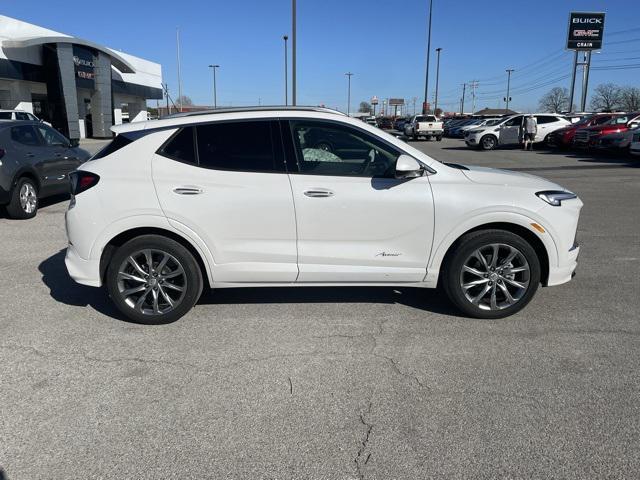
[
  {"xmin": 26, "ymin": 152, "xmax": 35, "ymax": 158},
  {"xmin": 173, "ymin": 186, "xmax": 204, "ymax": 195},
  {"xmin": 56, "ymin": 175, "xmax": 66, "ymax": 180},
  {"xmin": 304, "ymin": 189, "xmax": 334, "ymax": 198}
]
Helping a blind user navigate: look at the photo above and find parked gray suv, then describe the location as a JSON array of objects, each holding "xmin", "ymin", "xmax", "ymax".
[{"xmin": 0, "ymin": 121, "xmax": 90, "ymax": 218}]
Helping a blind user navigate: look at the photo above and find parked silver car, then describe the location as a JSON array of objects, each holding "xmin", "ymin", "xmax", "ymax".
[{"xmin": 0, "ymin": 121, "xmax": 90, "ymax": 218}]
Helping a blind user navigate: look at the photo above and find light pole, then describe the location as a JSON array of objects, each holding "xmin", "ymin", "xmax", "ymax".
[
  {"xmin": 434, "ymin": 47, "xmax": 442, "ymax": 116},
  {"xmin": 283, "ymin": 35, "xmax": 289, "ymax": 105},
  {"xmin": 291, "ymin": 0, "xmax": 297, "ymax": 106},
  {"xmin": 208, "ymin": 64, "xmax": 220, "ymax": 109},
  {"xmin": 423, "ymin": 0, "xmax": 434, "ymax": 113},
  {"xmin": 345, "ymin": 72, "xmax": 353, "ymax": 115},
  {"xmin": 505, "ymin": 68, "xmax": 514, "ymax": 113}
]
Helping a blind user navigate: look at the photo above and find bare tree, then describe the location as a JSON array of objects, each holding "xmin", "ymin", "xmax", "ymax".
[
  {"xmin": 620, "ymin": 87, "xmax": 640, "ymax": 112},
  {"xmin": 176, "ymin": 95, "xmax": 194, "ymax": 106},
  {"xmin": 590, "ymin": 83, "xmax": 622, "ymax": 112},
  {"xmin": 538, "ymin": 87, "xmax": 569, "ymax": 113},
  {"xmin": 358, "ymin": 101, "xmax": 372, "ymax": 113}
]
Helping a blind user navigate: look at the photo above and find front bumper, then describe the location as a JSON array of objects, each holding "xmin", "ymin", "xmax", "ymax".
[
  {"xmin": 65, "ymin": 243, "xmax": 102, "ymax": 287},
  {"xmin": 547, "ymin": 244, "xmax": 579, "ymax": 286}
]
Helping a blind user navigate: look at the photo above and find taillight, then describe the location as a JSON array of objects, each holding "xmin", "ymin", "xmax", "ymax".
[{"xmin": 69, "ymin": 171, "xmax": 100, "ymax": 195}]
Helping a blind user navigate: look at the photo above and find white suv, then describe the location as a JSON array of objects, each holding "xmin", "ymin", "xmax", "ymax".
[
  {"xmin": 65, "ymin": 107, "xmax": 582, "ymax": 324},
  {"xmin": 465, "ymin": 114, "xmax": 570, "ymax": 150}
]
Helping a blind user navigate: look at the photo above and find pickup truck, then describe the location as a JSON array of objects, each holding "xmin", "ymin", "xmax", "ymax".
[{"xmin": 404, "ymin": 115, "xmax": 443, "ymax": 141}]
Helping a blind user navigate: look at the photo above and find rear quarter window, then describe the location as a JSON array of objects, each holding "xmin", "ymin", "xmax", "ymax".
[{"xmin": 158, "ymin": 127, "xmax": 196, "ymax": 164}]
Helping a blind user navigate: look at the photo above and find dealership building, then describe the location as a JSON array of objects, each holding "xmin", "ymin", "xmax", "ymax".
[{"xmin": 0, "ymin": 15, "xmax": 163, "ymax": 139}]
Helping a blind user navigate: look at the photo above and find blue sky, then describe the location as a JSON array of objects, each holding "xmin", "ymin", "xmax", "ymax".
[{"xmin": 3, "ymin": 0, "xmax": 639, "ymax": 112}]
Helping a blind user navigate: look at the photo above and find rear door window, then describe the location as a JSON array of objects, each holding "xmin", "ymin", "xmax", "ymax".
[
  {"xmin": 0, "ymin": 112, "xmax": 12, "ymax": 120},
  {"xmin": 11, "ymin": 125, "xmax": 41, "ymax": 146},
  {"xmin": 536, "ymin": 115, "xmax": 559, "ymax": 124},
  {"xmin": 195, "ymin": 121, "xmax": 281, "ymax": 172}
]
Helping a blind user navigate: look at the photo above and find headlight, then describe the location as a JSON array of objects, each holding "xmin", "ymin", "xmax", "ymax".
[{"xmin": 536, "ymin": 190, "xmax": 577, "ymax": 206}]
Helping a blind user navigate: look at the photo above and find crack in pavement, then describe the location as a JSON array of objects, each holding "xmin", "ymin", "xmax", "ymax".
[{"xmin": 354, "ymin": 401, "xmax": 373, "ymax": 480}]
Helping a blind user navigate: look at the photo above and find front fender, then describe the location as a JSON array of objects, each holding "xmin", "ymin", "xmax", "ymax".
[{"xmin": 424, "ymin": 209, "xmax": 559, "ymax": 287}]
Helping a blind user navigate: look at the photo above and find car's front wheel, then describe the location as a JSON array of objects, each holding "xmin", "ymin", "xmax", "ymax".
[
  {"xmin": 480, "ymin": 135, "xmax": 497, "ymax": 150},
  {"xmin": 442, "ymin": 230, "xmax": 541, "ymax": 319},
  {"xmin": 106, "ymin": 235, "xmax": 203, "ymax": 324}
]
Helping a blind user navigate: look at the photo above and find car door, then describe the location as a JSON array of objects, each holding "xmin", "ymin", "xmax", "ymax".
[
  {"xmin": 152, "ymin": 120, "xmax": 298, "ymax": 283},
  {"xmin": 9, "ymin": 125, "xmax": 55, "ymax": 192},
  {"xmin": 35, "ymin": 125, "xmax": 79, "ymax": 193},
  {"xmin": 285, "ymin": 119, "xmax": 434, "ymax": 283},
  {"xmin": 499, "ymin": 116, "xmax": 523, "ymax": 145}
]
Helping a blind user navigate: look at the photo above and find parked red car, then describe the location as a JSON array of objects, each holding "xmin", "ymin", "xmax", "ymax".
[
  {"xmin": 574, "ymin": 112, "xmax": 640, "ymax": 148},
  {"xmin": 547, "ymin": 113, "xmax": 618, "ymax": 147}
]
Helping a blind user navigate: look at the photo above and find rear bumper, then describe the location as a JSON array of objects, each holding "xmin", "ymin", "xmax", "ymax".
[
  {"xmin": 417, "ymin": 130, "xmax": 443, "ymax": 136},
  {"xmin": 546, "ymin": 245, "xmax": 579, "ymax": 286},
  {"xmin": 65, "ymin": 243, "xmax": 101, "ymax": 287}
]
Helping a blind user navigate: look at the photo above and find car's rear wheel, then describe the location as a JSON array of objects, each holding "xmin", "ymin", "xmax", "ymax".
[
  {"xmin": 442, "ymin": 230, "xmax": 541, "ymax": 319},
  {"xmin": 106, "ymin": 235, "xmax": 203, "ymax": 324},
  {"xmin": 6, "ymin": 177, "xmax": 38, "ymax": 219},
  {"xmin": 480, "ymin": 135, "xmax": 497, "ymax": 150}
]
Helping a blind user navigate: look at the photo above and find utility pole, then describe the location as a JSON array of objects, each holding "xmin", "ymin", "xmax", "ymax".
[
  {"xmin": 505, "ymin": 69, "xmax": 514, "ymax": 113},
  {"xmin": 283, "ymin": 35, "xmax": 289, "ymax": 105},
  {"xmin": 460, "ymin": 83, "xmax": 466, "ymax": 115},
  {"xmin": 422, "ymin": 0, "xmax": 433, "ymax": 113},
  {"xmin": 208, "ymin": 64, "xmax": 219, "ymax": 108},
  {"xmin": 176, "ymin": 27, "xmax": 183, "ymax": 112},
  {"xmin": 434, "ymin": 47, "xmax": 442, "ymax": 116},
  {"xmin": 469, "ymin": 80, "xmax": 479, "ymax": 114},
  {"xmin": 163, "ymin": 83, "xmax": 170, "ymax": 116},
  {"xmin": 291, "ymin": 0, "xmax": 297, "ymax": 106},
  {"xmin": 345, "ymin": 72, "xmax": 353, "ymax": 115}
]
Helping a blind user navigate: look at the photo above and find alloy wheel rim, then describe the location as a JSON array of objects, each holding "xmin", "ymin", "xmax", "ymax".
[
  {"xmin": 19, "ymin": 183, "xmax": 37, "ymax": 213},
  {"xmin": 117, "ymin": 249, "xmax": 187, "ymax": 316},
  {"xmin": 483, "ymin": 137, "xmax": 495, "ymax": 148},
  {"xmin": 459, "ymin": 243, "xmax": 530, "ymax": 311}
]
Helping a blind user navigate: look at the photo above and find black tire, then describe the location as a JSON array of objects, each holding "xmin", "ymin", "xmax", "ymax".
[
  {"xmin": 442, "ymin": 229, "xmax": 541, "ymax": 319},
  {"xmin": 106, "ymin": 235, "xmax": 203, "ymax": 324},
  {"xmin": 480, "ymin": 135, "xmax": 497, "ymax": 150},
  {"xmin": 436, "ymin": 135, "xmax": 443, "ymax": 141},
  {"xmin": 6, "ymin": 177, "xmax": 38, "ymax": 219}
]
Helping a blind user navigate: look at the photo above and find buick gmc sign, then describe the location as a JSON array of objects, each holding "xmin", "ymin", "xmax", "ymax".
[{"xmin": 567, "ymin": 12, "xmax": 605, "ymax": 50}]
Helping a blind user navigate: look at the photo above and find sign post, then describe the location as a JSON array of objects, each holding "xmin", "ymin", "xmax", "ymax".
[
  {"xmin": 371, "ymin": 95, "xmax": 378, "ymax": 116},
  {"xmin": 566, "ymin": 12, "xmax": 605, "ymax": 112}
]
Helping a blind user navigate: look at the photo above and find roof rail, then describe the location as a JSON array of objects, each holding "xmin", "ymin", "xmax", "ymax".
[{"xmin": 161, "ymin": 105, "xmax": 347, "ymax": 119}]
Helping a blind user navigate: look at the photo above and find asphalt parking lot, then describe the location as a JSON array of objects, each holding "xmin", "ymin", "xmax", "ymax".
[{"xmin": 1, "ymin": 138, "xmax": 639, "ymax": 479}]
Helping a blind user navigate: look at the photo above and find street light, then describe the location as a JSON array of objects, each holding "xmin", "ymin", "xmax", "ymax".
[
  {"xmin": 208, "ymin": 64, "xmax": 220, "ymax": 109},
  {"xmin": 423, "ymin": 0, "xmax": 434, "ymax": 113},
  {"xmin": 345, "ymin": 72, "xmax": 354, "ymax": 116},
  {"xmin": 505, "ymin": 69, "xmax": 514, "ymax": 113},
  {"xmin": 434, "ymin": 47, "xmax": 442, "ymax": 116},
  {"xmin": 292, "ymin": 0, "xmax": 297, "ymax": 106},
  {"xmin": 283, "ymin": 35, "xmax": 289, "ymax": 105}
]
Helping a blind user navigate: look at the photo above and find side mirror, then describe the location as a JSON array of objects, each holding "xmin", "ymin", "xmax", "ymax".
[
  {"xmin": 395, "ymin": 154, "xmax": 423, "ymax": 179},
  {"xmin": 69, "ymin": 138, "xmax": 80, "ymax": 148}
]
